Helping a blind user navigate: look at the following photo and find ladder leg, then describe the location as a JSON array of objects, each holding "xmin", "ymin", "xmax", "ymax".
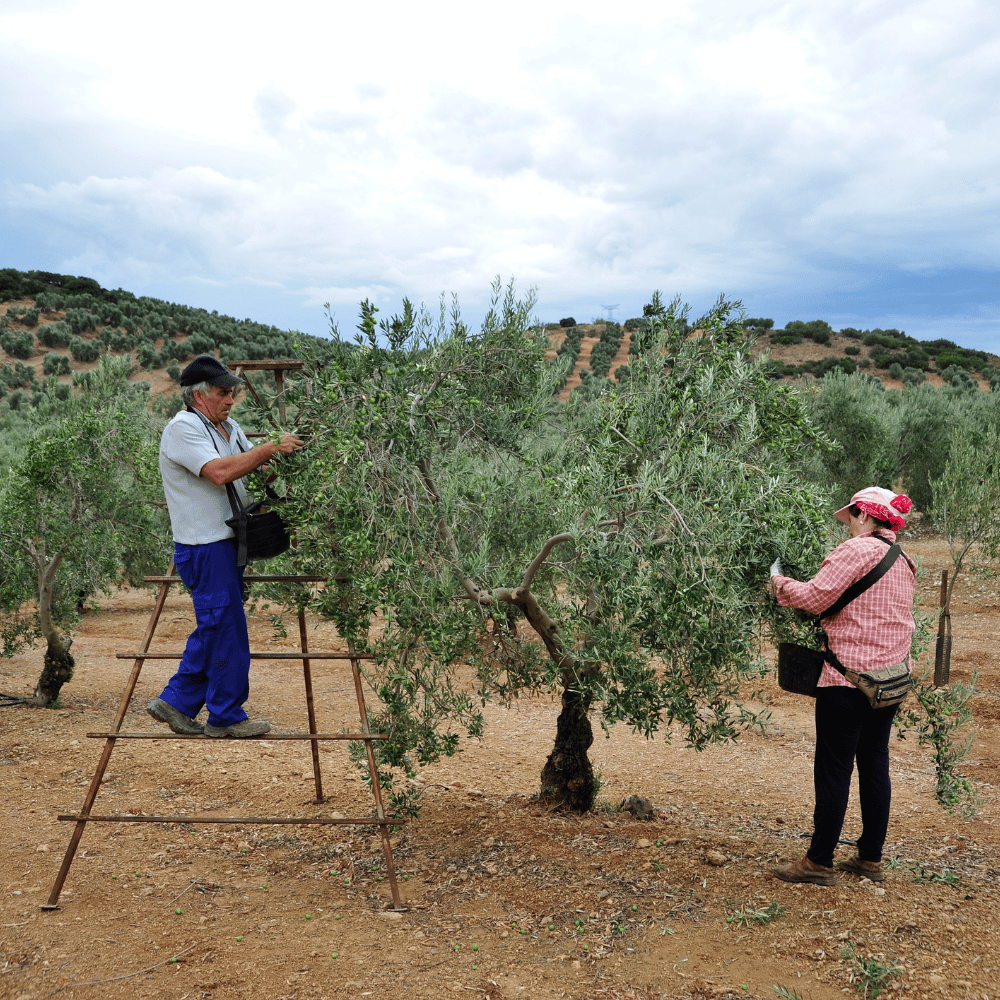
[
  {"xmin": 347, "ymin": 639, "xmax": 404, "ymax": 910},
  {"xmin": 42, "ymin": 737, "xmax": 117, "ymax": 909},
  {"xmin": 298, "ymin": 607, "xmax": 324, "ymax": 803},
  {"xmin": 43, "ymin": 562, "xmax": 176, "ymax": 910}
]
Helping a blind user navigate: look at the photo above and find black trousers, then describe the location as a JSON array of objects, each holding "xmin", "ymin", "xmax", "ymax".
[{"xmin": 807, "ymin": 686, "xmax": 899, "ymax": 868}]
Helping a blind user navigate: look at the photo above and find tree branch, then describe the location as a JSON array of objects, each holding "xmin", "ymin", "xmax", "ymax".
[
  {"xmin": 518, "ymin": 534, "xmax": 573, "ymax": 592},
  {"xmin": 408, "ymin": 373, "xmax": 445, "ymax": 436},
  {"xmin": 416, "ymin": 457, "xmax": 483, "ymax": 603}
]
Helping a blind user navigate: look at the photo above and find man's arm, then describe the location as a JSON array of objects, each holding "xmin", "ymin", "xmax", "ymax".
[{"xmin": 200, "ymin": 433, "xmax": 303, "ymax": 485}]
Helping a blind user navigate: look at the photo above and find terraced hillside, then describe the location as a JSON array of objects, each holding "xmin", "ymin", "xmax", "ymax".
[
  {"xmin": 0, "ymin": 269, "xmax": 329, "ymax": 406},
  {"xmin": 545, "ymin": 322, "xmax": 633, "ymax": 400}
]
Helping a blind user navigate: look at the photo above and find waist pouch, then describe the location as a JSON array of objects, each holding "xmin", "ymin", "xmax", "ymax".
[{"xmin": 841, "ymin": 660, "xmax": 912, "ymax": 709}]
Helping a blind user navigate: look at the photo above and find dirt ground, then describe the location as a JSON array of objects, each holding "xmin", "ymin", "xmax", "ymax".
[{"xmin": 2, "ymin": 536, "xmax": 998, "ymax": 1000}]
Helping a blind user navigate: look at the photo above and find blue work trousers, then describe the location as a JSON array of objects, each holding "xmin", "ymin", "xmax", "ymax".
[
  {"xmin": 807, "ymin": 686, "xmax": 899, "ymax": 868},
  {"xmin": 159, "ymin": 539, "xmax": 250, "ymax": 728}
]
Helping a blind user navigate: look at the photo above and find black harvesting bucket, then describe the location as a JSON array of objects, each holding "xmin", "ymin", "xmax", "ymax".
[{"xmin": 777, "ymin": 643, "xmax": 825, "ymax": 697}]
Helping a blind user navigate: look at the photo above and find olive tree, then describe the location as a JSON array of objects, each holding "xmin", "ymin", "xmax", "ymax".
[
  {"xmin": 0, "ymin": 357, "xmax": 164, "ymax": 705},
  {"xmin": 267, "ymin": 284, "xmax": 827, "ymax": 812}
]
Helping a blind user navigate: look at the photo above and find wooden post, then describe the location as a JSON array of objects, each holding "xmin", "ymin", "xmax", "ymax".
[{"xmin": 933, "ymin": 569, "xmax": 951, "ymax": 687}]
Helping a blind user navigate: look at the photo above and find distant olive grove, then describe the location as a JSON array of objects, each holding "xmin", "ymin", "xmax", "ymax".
[{"xmin": 0, "ymin": 267, "xmax": 332, "ymax": 408}]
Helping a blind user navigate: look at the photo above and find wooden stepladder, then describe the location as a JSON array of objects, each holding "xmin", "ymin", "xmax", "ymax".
[{"xmin": 43, "ymin": 361, "xmax": 406, "ymax": 911}]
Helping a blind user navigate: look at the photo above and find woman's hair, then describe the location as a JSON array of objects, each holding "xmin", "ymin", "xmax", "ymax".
[{"xmin": 849, "ymin": 503, "xmax": 894, "ymax": 530}]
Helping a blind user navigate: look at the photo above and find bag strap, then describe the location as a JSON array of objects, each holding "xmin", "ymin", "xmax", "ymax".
[
  {"xmin": 820, "ymin": 535, "xmax": 906, "ymax": 678},
  {"xmin": 188, "ymin": 408, "xmax": 251, "ymax": 563},
  {"xmin": 820, "ymin": 536, "xmax": 901, "ymax": 620}
]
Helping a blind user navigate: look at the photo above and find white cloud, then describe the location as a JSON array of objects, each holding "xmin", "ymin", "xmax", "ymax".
[
  {"xmin": 2, "ymin": 0, "xmax": 1000, "ymax": 344},
  {"xmin": 254, "ymin": 84, "xmax": 297, "ymax": 139}
]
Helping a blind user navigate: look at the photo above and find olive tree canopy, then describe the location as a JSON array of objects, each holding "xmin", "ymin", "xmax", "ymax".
[
  {"xmin": 0, "ymin": 357, "xmax": 164, "ymax": 705},
  {"xmin": 266, "ymin": 285, "xmax": 827, "ymax": 812}
]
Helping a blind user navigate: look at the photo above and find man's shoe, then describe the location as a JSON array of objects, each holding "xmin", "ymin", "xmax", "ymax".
[
  {"xmin": 837, "ymin": 856, "xmax": 886, "ymax": 882},
  {"xmin": 204, "ymin": 719, "xmax": 271, "ymax": 738},
  {"xmin": 147, "ymin": 698, "xmax": 204, "ymax": 735},
  {"xmin": 772, "ymin": 856, "xmax": 839, "ymax": 885}
]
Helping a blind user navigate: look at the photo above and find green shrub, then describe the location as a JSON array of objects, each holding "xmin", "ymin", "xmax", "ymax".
[
  {"xmin": 109, "ymin": 330, "xmax": 134, "ymax": 353},
  {"xmin": 935, "ymin": 350, "xmax": 987, "ymax": 372},
  {"xmin": 840, "ymin": 327, "xmax": 863, "ymax": 339},
  {"xmin": 559, "ymin": 317, "xmax": 576, "ymax": 328},
  {"xmin": 940, "ymin": 364, "xmax": 978, "ymax": 390},
  {"xmin": 844, "ymin": 345, "xmax": 861, "ymax": 356},
  {"xmin": 872, "ymin": 351, "xmax": 909, "ymax": 370},
  {"xmin": 186, "ymin": 332, "xmax": 216, "ymax": 355},
  {"xmin": 167, "ymin": 361, "xmax": 182, "ymax": 383},
  {"xmin": 0, "ymin": 330, "xmax": 35, "ymax": 359},
  {"xmin": 743, "ymin": 317, "xmax": 774, "ymax": 330},
  {"xmin": 136, "ymin": 343, "xmax": 163, "ymax": 369},
  {"xmin": 70, "ymin": 337, "xmax": 100, "ymax": 363},
  {"xmin": 43, "ymin": 353, "xmax": 71, "ymax": 376},
  {"xmin": 22, "ymin": 307, "xmax": 40, "ymax": 327},
  {"xmin": 37, "ymin": 322, "xmax": 71, "ymax": 348},
  {"xmin": 65, "ymin": 308, "xmax": 97, "ymax": 336},
  {"xmin": 786, "ymin": 319, "xmax": 833, "ymax": 344},
  {"xmin": 623, "ymin": 317, "xmax": 643, "ymax": 331},
  {"xmin": 0, "ymin": 361, "xmax": 37, "ymax": 390},
  {"xmin": 888, "ymin": 362, "xmax": 903, "ymax": 380},
  {"xmin": 902, "ymin": 367, "xmax": 926, "ymax": 386},
  {"xmin": 589, "ymin": 322, "xmax": 623, "ymax": 379}
]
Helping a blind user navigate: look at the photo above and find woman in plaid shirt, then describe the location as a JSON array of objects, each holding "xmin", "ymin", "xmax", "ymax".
[{"xmin": 768, "ymin": 487, "xmax": 916, "ymax": 885}]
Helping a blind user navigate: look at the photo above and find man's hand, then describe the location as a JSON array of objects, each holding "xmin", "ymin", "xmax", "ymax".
[
  {"xmin": 272, "ymin": 432, "xmax": 304, "ymax": 456},
  {"xmin": 201, "ymin": 432, "xmax": 305, "ymax": 485}
]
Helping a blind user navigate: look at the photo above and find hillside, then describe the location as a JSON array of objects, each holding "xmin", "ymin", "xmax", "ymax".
[
  {"xmin": 545, "ymin": 317, "xmax": 1000, "ymax": 400},
  {"xmin": 0, "ymin": 269, "xmax": 330, "ymax": 406},
  {"xmin": 2, "ymin": 269, "xmax": 997, "ymax": 405}
]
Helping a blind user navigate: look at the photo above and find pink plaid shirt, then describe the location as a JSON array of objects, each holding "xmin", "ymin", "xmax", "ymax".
[{"xmin": 774, "ymin": 529, "xmax": 916, "ymax": 688}]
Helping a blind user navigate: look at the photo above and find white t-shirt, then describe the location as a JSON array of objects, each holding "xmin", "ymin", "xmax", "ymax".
[{"xmin": 159, "ymin": 410, "xmax": 254, "ymax": 545}]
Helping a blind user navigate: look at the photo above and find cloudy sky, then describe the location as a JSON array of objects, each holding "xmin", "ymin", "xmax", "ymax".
[{"xmin": 2, "ymin": 0, "xmax": 998, "ymax": 348}]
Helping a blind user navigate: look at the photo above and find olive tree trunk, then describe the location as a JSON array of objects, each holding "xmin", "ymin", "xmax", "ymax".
[
  {"xmin": 28, "ymin": 546, "xmax": 74, "ymax": 707},
  {"xmin": 539, "ymin": 685, "xmax": 596, "ymax": 811}
]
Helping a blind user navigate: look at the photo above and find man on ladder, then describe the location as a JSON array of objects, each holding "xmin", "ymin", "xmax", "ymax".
[{"xmin": 147, "ymin": 355, "xmax": 304, "ymax": 738}]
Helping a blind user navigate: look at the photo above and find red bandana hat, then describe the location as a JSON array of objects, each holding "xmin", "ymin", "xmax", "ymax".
[{"xmin": 834, "ymin": 486, "xmax": 913, "ymax": 531}]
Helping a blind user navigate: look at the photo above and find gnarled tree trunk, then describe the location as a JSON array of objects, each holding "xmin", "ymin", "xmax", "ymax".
[
  {"xmin": 540, "ymin": 685, "xmax": 596, "ymax": 811},
  {"xmin": 28, "ymin": 544, "xmax": 74, "ymax": 707},
  {"xmin": 30, "ymin": 635, "xmax": 74, "ymax": 707}
]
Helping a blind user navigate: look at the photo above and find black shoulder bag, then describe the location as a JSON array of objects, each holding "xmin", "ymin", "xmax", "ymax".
[
  {"xmin": 777, "ymin": 536, "xmax": 913, "ymax": 708},
  {"xmin": 223, "ymin": 473, "xmax": 290, "ymax": 568}
]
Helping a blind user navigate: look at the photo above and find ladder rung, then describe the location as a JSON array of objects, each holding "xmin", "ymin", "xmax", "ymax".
[
  {"xmin": 57, "ymin": 813, "xmax": 405, "ymax": 826},
  {"xmin": 87, "ymin": 731, "xmax": 387, "ymax": 740},
  {"xmin": 143, "ymin": 575, "xmax": 333, "ymax": 583},
  {"xmin": 115, "ymin": 651, "xmax": 374, "ymax": 660}
]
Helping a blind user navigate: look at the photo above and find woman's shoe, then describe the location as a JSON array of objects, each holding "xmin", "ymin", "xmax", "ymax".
[
  {"xmin": 836, "ymin": 856, "xmax": 885, "ymax": 882},
  {"xmin": 773, "ymin": 856, "xmax": 839, "ymax": 885}
]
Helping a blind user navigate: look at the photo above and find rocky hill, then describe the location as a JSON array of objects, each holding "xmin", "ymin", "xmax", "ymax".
[
  {"xmin": 545, "ymin": 317, "xmax": 999, "ymax": 400},
  {"xmin": 0, "ymin": 268, "xmax": 332, "ymax": 406},
  {"xmin": 2, "ymin": 268, "xmax": 996, "ymax": 403}
]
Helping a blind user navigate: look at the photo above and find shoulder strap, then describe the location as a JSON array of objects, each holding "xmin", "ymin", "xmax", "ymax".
[
  {"xmin": 820, "ymin": 535, "xmax": 901, "ymax": 620},
  {"xmin": 188, "ymin": 408, "xmax": 250, "ymax": 521}
]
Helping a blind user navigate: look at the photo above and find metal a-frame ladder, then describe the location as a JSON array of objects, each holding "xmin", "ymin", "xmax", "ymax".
[{"xmin": 43, "ymin": 360, "xmax": 406, "ymax": 911}]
